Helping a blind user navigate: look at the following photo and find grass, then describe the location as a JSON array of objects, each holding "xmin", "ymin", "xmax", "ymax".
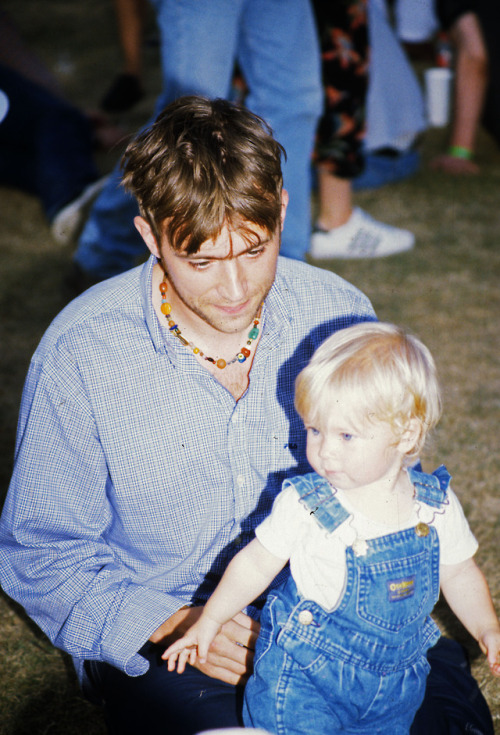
[{"xmin": 1, "ymin": 0, "xmax": 499, "ymax": 732}]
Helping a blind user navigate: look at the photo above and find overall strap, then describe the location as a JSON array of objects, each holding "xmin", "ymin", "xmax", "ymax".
[
  {"xmin": 407, "ymin": 464, "xmax": 451, "ymax": 508},
  {"xmin": 284, "ymin": 472, "xmax": 350, "ymax": 533}
]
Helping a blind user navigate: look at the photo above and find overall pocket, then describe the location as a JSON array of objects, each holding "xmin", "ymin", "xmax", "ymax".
[{"xmin": 356, "ymin": 548, "xmax": 434, "ymax": 633}]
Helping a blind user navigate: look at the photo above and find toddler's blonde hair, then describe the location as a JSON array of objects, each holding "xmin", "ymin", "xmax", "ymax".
[{"xmin": 295, "ymin": 322, "xmax": 442, "ymax": 462}]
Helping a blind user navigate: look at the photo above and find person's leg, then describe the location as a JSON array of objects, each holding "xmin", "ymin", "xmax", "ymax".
[
  {"xmin": 86, "ymin": 642, "xmax": 243, "ymax": 735},
  {"xmin": 114, "ymin": 0, "xmax": 148, "ymax": 78},
  {"xmin": 99, "ymin": 0, "xmax": 148, "ymax": 113},
  {"xmin": 75, "ymin": 0, "xmax": 244, "ymax": 283},
  {"xmin": 313, "ymin": 0, "xmax": 369, "ymax": 184},
  {"xmin": 476, "ymin": 0, "xmax": 500, "ymax": 146},
  {"xmin": 316, "ymin": 170, "xmax": 353, "ymax": 230},
  {"xmin": 309, "ymin": 0, "xmax": 414, "ymax": 260},
  {"xmin": 151, "ymin": 0, "xmax": 242, "ymax": 108},
  {"xmin": 410, "ymin": 637, "xmax": 494, "ymax": 735},
  {"xmin": 238, "ymin": 0, "xmax": 322, "ymax": 261},
  {"xmin": 431, "ymin": 12, "xmax": 488, "ymax": 174}
]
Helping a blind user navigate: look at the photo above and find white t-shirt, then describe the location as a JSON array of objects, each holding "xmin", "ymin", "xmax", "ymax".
[{"xmin": 256, "ymin": 483, "xmax": 478, "ymax": 611}]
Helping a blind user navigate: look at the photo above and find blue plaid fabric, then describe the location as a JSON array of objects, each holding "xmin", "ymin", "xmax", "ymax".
[{"xmin": 0, "ymin": 255, "xmax": 375, "ymax": 679}]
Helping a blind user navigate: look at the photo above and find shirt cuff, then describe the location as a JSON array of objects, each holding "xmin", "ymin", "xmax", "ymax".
[{"xmin": 100, "ymin": 585, "xmax": 188, "ymax": 676}]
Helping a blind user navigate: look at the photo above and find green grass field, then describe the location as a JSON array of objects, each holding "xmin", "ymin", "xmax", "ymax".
[{"xmin": 1, "ymin": 1, "xmax": 499, "ymax": 732}]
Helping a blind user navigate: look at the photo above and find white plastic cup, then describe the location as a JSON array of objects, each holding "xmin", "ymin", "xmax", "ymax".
[{"xmin": 424, "ymin": 67, "xmax": 454, "ymax": 127}]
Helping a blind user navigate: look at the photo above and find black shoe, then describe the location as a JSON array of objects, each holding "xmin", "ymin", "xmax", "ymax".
[{"xmin": 100, "ymin": 73, "xmax": 144, "ymax": 114}]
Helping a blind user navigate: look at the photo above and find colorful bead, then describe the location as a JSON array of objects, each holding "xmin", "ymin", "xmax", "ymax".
[{"xmin": 159, "ymin": 277, "xmax": 263, "ymax": 369}]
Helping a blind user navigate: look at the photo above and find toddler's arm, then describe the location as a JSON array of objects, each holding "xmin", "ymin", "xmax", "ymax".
[
  {"xmin": 162, "ymin": 538, "xmax": 287, "ymax": 673},
  {"xmin": 441, "ymin": 557, "xmax": 500, "ymax": 675}
]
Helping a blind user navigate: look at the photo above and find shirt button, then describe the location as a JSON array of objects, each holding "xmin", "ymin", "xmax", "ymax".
[
  {"xmin": 237, "ymin": 475, "xmax": 245, "ymax": 487},
  {"xmin": 298, "ymin": 609, "xmax": 313, "ymax": 626}
]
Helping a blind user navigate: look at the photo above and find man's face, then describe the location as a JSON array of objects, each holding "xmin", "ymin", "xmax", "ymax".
[{"xmin": 136, "ymin": 191, "xmax": 288, "ymax": 337}]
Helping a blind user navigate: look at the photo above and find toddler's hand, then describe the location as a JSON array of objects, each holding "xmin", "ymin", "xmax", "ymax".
[
  {"xmin": 163, "ymin": 637, "xmax": 200, "ymax": 673},
  {"xmin": 479, "ymin": 628, "xmax": 500, "ymax": 676},
  {"xmin": 162, "ymin": 615, "xmax": 222, "ymax": 673}
]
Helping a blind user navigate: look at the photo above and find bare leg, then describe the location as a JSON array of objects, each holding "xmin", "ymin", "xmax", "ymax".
[
  {"xmin": 100, "ymin": 0, "xmax": 148, "ymax": 113},
  {"xmin": 316, "ymin": 168, "xmax": 353, "ymax": 230},
  {"xmin": 113, "ymin": 0, "xmax": 148, "ymax": 78},
  {"xmin": 431, "ymin": 13, "xmax": 488, "ymax": 174}
]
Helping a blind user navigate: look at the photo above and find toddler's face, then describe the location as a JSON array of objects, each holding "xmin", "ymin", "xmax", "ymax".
[{"xmin": 304, "ymin": 396, "xmax": 405, "ymax": 493}]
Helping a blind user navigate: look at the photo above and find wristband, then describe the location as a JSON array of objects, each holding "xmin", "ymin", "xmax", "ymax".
[{"xmin": 448, "ymin": 145, "xmax": 473, "ymax": 160}]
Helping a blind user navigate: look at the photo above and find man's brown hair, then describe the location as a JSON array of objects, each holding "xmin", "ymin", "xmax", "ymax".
[{"xmin": 121, "ymin": 95, "xmax": 285, "ymax": 254}]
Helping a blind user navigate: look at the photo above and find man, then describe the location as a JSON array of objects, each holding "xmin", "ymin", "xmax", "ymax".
[
  {"xmin": 68, "ymin": 0, "xmax": 322, "ymax": 289},
  {"xmin": 0, "ymin": 97, "xmax": 492, "ymax": 735}
]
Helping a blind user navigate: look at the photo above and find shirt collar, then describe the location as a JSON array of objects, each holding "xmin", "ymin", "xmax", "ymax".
[
  {"xmin": 140, "ymin": 254, "xmax": 293, "ymax": 356},
  {"xmin": 141, "ymin": 256, "xmax": 167, "ymax": 354}
]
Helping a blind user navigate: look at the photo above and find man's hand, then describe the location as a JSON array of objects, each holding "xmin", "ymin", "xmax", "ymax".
[{"xmin": 149, "ymin": 606, "xmax": 260, "ymax": 686}]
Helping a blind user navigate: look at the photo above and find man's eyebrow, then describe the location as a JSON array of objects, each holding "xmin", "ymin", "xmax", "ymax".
[{"xmin": 179, "ymin": 237, "xmax": 271, "ymax": 261}]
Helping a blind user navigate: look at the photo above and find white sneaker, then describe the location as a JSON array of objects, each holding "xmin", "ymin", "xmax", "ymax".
[
  {"xmin": 51, "ymin": 175, "xmax": 109, "ymax": 246},
  {"xmin": 310, "ymin": 207, "xmax": 415, "ymax": 260}
]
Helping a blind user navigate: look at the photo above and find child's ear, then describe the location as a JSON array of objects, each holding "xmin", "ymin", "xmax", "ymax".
[{"xmin": 397, "ymin": 418, "xmax": 422, "ymax": 454}]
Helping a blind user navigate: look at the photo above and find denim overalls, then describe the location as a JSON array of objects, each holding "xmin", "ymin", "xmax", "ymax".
[{"xmin": 244, "ymin": 466, "xmax": 451, "ymax": 734}]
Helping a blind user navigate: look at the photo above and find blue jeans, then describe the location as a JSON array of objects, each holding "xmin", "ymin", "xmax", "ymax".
[
  {"xmin": 0, "ymin": 64, "xmax": 99, "ymax": 221},
  {"xmin": 85, "ymin": 642, "xmax": 244, "ymax": 735},
  {"xmin": 74, "ymin": 0, "xmax": 322, "ymax": 278}
]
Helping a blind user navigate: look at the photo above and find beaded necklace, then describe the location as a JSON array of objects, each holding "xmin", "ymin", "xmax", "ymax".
[{"xmin": 159, "ymin": 276, "xmax": 262, "ymax": 369}]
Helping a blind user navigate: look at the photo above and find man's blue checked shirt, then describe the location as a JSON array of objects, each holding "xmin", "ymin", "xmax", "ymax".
[{"xmin": 0, "ymin": 255, "xmax": 375, "ymax": 681}]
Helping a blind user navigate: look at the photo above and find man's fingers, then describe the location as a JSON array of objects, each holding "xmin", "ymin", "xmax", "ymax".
[
  {"xmin": 222, "ymin": 613, "xmax": 260, "ymax": 650},
  {"xmin": 189, "ymin": 647, "xmax": 199, "ymax": 666},
  {"xmin": 195, "ymin": 658, "xmax": 250, "ymax": 687}
]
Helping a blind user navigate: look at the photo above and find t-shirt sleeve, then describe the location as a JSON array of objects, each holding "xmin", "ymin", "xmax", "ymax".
[
  {"xmin": 255, "ymin": 485, "xmax": 304, "ymax": 561},
  {"xmin": 435, "ymin": 486, "xmax": 478, "ymax": 565}
]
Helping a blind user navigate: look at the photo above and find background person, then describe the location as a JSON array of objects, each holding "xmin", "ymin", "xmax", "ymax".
[{"xmin": 310, "ymin": 0, "xmax": 422, "ymax": 260}]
